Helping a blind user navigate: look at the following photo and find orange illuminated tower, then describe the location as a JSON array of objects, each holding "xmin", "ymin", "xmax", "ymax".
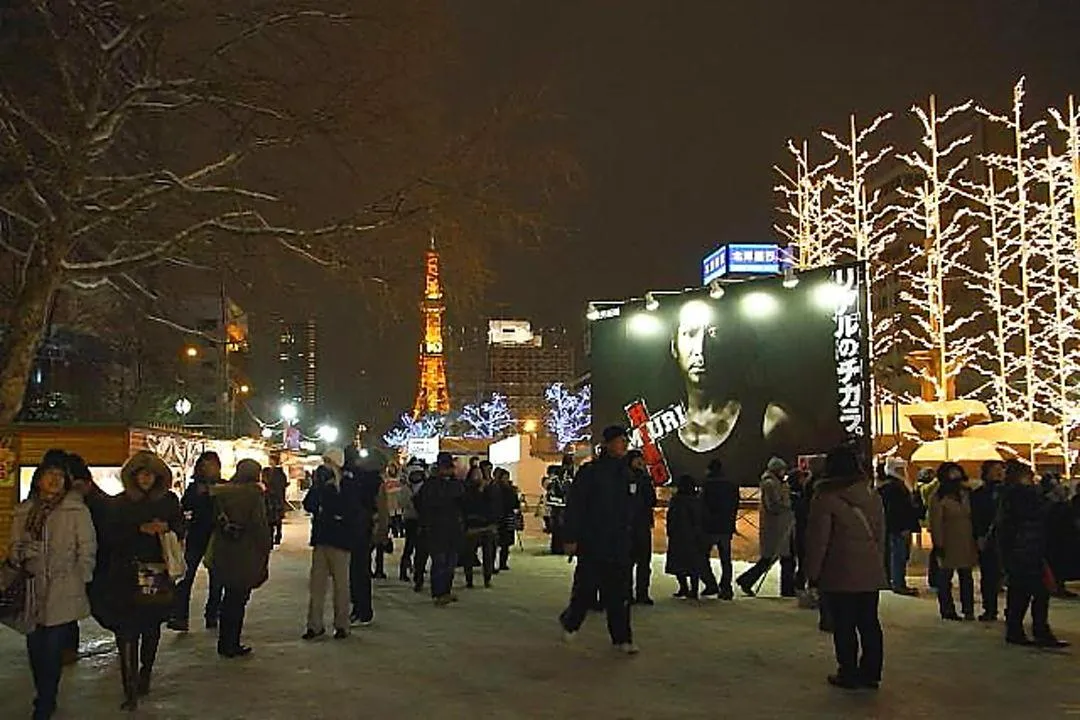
[{"xmin": 412, "ymin": 237, "xmax": 451, "ymax": 417}]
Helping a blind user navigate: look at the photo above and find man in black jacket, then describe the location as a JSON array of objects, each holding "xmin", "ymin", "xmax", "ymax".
[
  {"xmin": 877, "ymin": 458, "xmax": 921, "ymax": 596},
  {"xmin": 626, "ymin": 450, "xmax": 658, "ymax": 606},
  {"xmin": 302, "ymin": 448, "xmax": 363, "ymax": 640},
  {"xmin": 701, "ymin": 459, "xmax": 739, "ymax": 600},
  {"xmin": 559, "ymin": 426, "xmax": 638, "ymax": 654},
  {"xmin": 971, "ymin": 460, "xmax": 1004, "ymax": 621},
  {"xmin": 169, "ymin": 451, "xmax": 225, "ymax": 631}
]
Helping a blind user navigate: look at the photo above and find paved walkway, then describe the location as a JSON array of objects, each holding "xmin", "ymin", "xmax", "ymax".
[{"xmin": 2, "ymin": 518, "xmax": 1079, "ymax": 719}]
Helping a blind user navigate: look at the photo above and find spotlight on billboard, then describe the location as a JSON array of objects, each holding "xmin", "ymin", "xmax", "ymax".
[{"xmin": 741, "ymin": 291, "xmax": 779, "ymax": 319}]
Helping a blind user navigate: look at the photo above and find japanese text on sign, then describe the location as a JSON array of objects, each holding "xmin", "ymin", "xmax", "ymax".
[{"xmin": 832, "ymin": 267, "xmax": 865, "ymax": 438}]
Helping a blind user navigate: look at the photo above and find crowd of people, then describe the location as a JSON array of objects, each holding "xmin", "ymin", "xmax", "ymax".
[
  {"xmin": 3, "ymin": 432, "xmax": 1075, "ymax": 716},
  {"xmin": 5, "ymin": 449, "xmax": 272, "ymax": 718},
  {"xmin": 553, "ymin": 424, "xmax": 1074, "ymax": 689}
]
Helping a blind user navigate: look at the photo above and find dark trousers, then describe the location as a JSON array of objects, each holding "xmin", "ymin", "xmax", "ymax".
[
  {"xmin": 630, "ymin": 531, "xmax": 652, "ymax": 600},
  {"xmin": 27, "ymin": 622, "xmax": 75, "ymax": 718},
  {"xmin": 937, "ymin": 567, "xmax": 975, "ymax": 617},
  {"xmin": 371, "ymin": 543, "xmax": 386, "ymax": 577},
  {"xmin": 549, "ymin": 509, "xmax": 566, "ymax": 555},
  {"xmin": 350, "ymin": 537, "xmax": 374, "ymax": 622},
  {"xmin": 1006, "ymin": 577, "xmax": 1051, "ymax": 636},
  {"xmin": 430, "ymin": 551, "xmax": 458, "ymax": 598},
  {"xmin": 218, "ymin": 586, "xmax": 251, "ymax": 654},
  {"xmin": 738, "ymin": 554, "xmax": 797, "ymax": 596},
  {"xmin": 464, "ymin": 532, "xmax": 495, "ymax": 587},
  {"xmin": 927, "ymin": 549, "xmax": 940, "ymax": 589},
  {"xmin": 979, "ymin": 548, "xmax": 1001, "ymax": 616},
  {"xmin": 271, "ymin": 519, "xmax": 283, "ymax": 545},
  {"xmin": 677, "ymin": 574, "xmax": 701, "ymax": 597},
  {"xmin": 824, "ymin": 591, "xmax": 883, "ymax": 683},
  {"xmin": 400, "ymin": 519, "xmax": 419, "ymax": 579},
  {"xmin": 498, "ymin": 543, "xmax": 511, "ymax": 570},
  {"xmin": 705, "ymin": 534, "xmax": 734, "ymax": 591},
  {"xmin": 413, "ymin": 531, "xmax": 430, "ymax": 589},
  {"xmin": 887, "ymin": 531, "xmax": 912, "ymax": 590},
  {"xmin": 560, "ymin": 557, "xmax": 633, "ymax": 645},
  {"xmin": 174, "ymin": 530, "xmax": 224, "ymax": 622}
]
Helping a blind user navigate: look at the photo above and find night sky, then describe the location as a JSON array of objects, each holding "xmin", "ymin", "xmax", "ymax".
[{"xmin": 318, "ymin": 1, "xmax": 1080, "ymax": 431}]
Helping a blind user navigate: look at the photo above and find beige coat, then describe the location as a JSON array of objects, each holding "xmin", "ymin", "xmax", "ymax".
[
  {"xmin": 804, "ymin": 478, "xmax": 888, "ymax": 593},
  {"xmin": 10, "ymin": 492, "xmax": 96, "ymax": 627},
  {"xmin": 928, "ymin": 492, "xmax": 979, "ymax": 570}
]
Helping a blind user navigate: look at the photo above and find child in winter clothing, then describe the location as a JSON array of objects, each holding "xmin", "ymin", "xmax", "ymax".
[{"xmin": 666, "ymin": 475, "xmax": 708, "ymax": 599}]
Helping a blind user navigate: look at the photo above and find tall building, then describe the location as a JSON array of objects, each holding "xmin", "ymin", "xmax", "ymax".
[
  {"xmin": 278, "ymin": 318, "xmax": 318, "ymax": 409},
  {"xmin": 413, "ymin": 239, "xmax": 450, "ymax": 416},
  {"xmin": 487, "ymin": 321, "xmax": 576, "ymax": 423},
  {"xmin": 446, "ymin": 320, "xmax": 577, "ymax": 422}
]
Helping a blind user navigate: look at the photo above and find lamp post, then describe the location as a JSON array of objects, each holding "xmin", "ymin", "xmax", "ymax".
[{"xmin": 175, "ymin": 397, "xmax": 192, "ymax": 428}]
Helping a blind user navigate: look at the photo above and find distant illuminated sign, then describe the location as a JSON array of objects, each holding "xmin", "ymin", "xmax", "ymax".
[
  {"xmin": 701, "ymin": 244, "xmax": 787, "ymax": 284},
  {"xmin": 702, "ymin": 248, "xmax": 728, "ymax": 284}
]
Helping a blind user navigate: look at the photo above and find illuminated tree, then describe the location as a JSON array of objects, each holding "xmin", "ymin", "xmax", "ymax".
[
  {"xmin": 544, "ymin": 383, "xmax": 590, "ymax": 450},
  {"xmin": 382, "ymin": 412, "xmax": 445, "ymax": 448},
  {"xmin": 457, "ymin": 392, "xmax": 515, "ymax": 439}
]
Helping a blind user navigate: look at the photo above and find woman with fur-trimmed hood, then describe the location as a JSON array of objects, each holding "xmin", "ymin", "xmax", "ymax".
[{"xmin": 97, "ymin": 451, "xmax": 183, "ymax": 711}]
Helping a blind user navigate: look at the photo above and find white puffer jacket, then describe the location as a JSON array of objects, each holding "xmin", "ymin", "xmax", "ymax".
[{"xmin": 10, "ymin": 492, "xmax": 96, "ymax": 628}]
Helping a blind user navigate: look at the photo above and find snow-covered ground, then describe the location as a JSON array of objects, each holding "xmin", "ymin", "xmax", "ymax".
[{"xmin": 2, "ymin": 516, "xmax": 1079, "ymax": 719}]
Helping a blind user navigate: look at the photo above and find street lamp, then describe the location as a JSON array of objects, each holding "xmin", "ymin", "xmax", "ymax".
[
  {"xmin": 183, "ymin": 346, "xmax": 199, "ymax": 359},
  {"xmin": 239, "ymin": 384, "xmax": 251, "ymax": 395},
  {"xmin": 175, "ymin": 397, "xmax": 192, "ymax": 427},
  {"xmin": 317, "ymin": 425, "xmax": 339, "ymax": 444},
  {"xmin": 260, "ymin": 427, "xmax": 274, "ymax": 439},
  {"xmin": 523, "ymin": 419, "xmax": 539, "ymax": 434},
  {"xmin": 280, "ymin": 402, "xmax": 299, "ymax": 424}
]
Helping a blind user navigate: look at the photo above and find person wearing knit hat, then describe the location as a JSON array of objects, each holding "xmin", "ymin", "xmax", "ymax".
[
  {"xmin": 877, "ymin": 457, "xmax": 921, "ymax": 597},
  {"xmin": 302, "ymin": 447, "xmax": 361, "ymax": 640},
  {"xmin": 736, "ymin": 456, "xmax": 797, "ymax": 598}
]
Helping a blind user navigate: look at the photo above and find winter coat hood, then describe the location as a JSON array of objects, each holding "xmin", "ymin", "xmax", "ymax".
[{"xmin": 120, "ymin": 452, "xmax": 172, "ymax": 501}]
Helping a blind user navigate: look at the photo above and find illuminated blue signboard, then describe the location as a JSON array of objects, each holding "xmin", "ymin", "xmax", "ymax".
[
  {"xmin": 702, "ymin": 247, "xmax": 727, "ymax": 284},
  {"xmin": 701, "ymin": 243, "xmax": 787, "ymax": 284}
]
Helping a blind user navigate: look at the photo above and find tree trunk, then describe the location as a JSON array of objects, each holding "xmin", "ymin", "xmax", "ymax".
[{"xmin": 0, "ymin": 260, "xmax": 61, "ymax": 424}]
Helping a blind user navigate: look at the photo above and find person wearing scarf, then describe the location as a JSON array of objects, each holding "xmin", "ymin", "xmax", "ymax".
[{"xmin": 9, "ymin": 450, "xmax": 96, "ymax": 720}]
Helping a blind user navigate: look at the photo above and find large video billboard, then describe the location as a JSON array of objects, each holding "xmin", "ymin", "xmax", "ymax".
[{"xmin": 589, "ymin": 263, "xmax": 870, "ymax": 486}]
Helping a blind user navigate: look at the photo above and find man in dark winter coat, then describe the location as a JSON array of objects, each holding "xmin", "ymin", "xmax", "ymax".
[
  {"xmin": 416, "ymin": 452, "xmax": 465, "ymax": 605},
  {"xmin": 970, "ymin": 460, "xmax": 1004, "ymax": 621},
  {"xmin": 877, "ymin": 458, "xmax": 921, "ymax": 596},
  {"xmin": 996, "ymin": 459, "xmax": 1068, "ymax": 648},
  {"xmin": 343, "ymin": 445, "xmax": 382, "ymax": 625},
  {"xmin": 210, "ymin": 460, "xmax": 273, "ymax": 658},
  {"xmin": 701, "ymin": 459, "xmax": 739, "ymax": 599},
  {"xmin": 169, "ymin": 452, "xmax": 225, "ymax": 632},
  {"xmin": 559, "ymin": 426, "xmax": 638, "ymax": 655},
  {"xmin": 302, "ymin": 448, "xmax": 364, "ymax": 640},
  {"xmin": 626, "ymin": 450, "xmax": 658, "ymax": 606}
]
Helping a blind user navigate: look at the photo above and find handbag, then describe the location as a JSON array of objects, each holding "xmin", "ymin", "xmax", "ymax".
[
  {"xmin": 133, "ymin": 561, "xmax": 174, "ymax": 606},
  {"xmin": 0, "ymin": 559, "xmax": 29, "ymax": 613},
  {"xmin": 160, "ymin": 531, "xmax": 187, "ymax": 581}
]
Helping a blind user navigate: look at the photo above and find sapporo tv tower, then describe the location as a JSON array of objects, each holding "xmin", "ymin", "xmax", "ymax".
[{"xmin": 412, "ymin": 236, "xmax": 451, "ymax": 417}]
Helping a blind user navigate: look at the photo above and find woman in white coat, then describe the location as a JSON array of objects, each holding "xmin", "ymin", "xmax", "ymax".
[{"xmin": 8, "ymin": 450, "xmax": 96, "ymax": 720}]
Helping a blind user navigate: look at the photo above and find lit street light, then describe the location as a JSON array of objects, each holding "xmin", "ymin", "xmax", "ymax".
[
  {"xmin": 523, "ymin": 419, "xmax": 539, "ymax": 433},
  {"xmin": 184, "ymin": 346, "xmax": 199, "ymax": 359},
  {"xmin": 280, "ymin": 403, "xmax": 299, "ymax": 423},
  {"xmin": 239, "ymin": 384, "xmax": 251, "ymax": 395},
  {"xmin": 175, "ymin": 397, "xmax": 192, "ymax": 416},
  {"xmin": 317, "ymin": 425, "xmax": 340, "ymax": 444},
  {"xmin": 261, "ymin": 427, "xmax": 274, "ymax": 439}
]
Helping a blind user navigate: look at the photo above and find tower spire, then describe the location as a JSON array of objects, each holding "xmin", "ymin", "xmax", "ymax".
[{"xmin": 412, "ymin": 239, "xmax": 450, "ymax": 417}]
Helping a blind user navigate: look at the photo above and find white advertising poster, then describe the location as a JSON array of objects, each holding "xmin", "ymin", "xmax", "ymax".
[{"xmin": 406, "ymin": 437, "xmax": 440, "ymax": 464}]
